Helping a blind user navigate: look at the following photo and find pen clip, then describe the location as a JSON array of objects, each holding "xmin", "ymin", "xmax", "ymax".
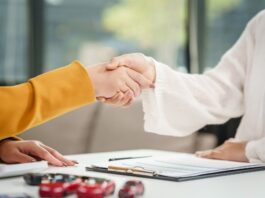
[{"xmin": 108, "ymin": 165, "xmax": 157, "ymax": 176}]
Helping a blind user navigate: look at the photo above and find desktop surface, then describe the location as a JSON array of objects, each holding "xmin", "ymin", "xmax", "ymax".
[{"xmin": 0, "ymin": 149, "xmax": 264, "ymax": 198}]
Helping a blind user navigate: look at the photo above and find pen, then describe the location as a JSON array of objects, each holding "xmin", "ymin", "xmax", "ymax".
[
  {"xmin": 108, "ymin": 156, "xmax": 152, "ymax": 161},
  {"xmin": 108, "ymin": 165, "xmax": 157, "ymax": 176}
]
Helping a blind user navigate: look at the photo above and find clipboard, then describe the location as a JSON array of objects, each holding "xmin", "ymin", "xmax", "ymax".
[{"xmin": 86, "ymin": 154, "xmax": 265, "ymax": 182}]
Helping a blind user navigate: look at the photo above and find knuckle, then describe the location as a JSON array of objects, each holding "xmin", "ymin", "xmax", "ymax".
[
  {"xmin": 31, "ymin": 140, "xmax": 40, "ymax": 146},
  {"xmin": 34, "ymin": 140, "xmax": 40, "ymax": 143}
]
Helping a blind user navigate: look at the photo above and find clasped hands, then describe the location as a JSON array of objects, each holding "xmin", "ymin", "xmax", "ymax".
[
  {"xmin": 0, "ymin": 54, "xmax": 248, "ymax": 167},
  {"xmin": 87, "ymin": 54, "xmax": 249, "ymax": 163},
  {"xmin": 0, "ymin": 53, "xmax": 153, "ymax": 168},
  {"xmin": 86, "ymin": 53, "xmax": 156, "ymax": 107}
]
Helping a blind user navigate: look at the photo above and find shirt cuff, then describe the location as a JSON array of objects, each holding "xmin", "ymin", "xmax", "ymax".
[
  {"xmin": 141, "ymin": 59, "xmax": 173, "ymax": 134},
  {"xmin": 245, "ymin": 140, "xmax": 263, "ymax": 163},
  {"xmin": 0, "ymin": 136, "xmax": 21, "ymax": 143}
]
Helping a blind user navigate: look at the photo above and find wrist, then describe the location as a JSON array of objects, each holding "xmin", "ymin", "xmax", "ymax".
[
  {"xmin": 146, "ymin": 57, "xmax": 156, "ymax": 83},
  {"xmin": 240, "ymin": 141, "xmax": 248, "ymax": 162},
  {"xmin": 0, "ymin": 138, "xmax": 13, "ymax": 159},
  {"xmin": 0, "ymin": 138, "xmax": 16, "ymax": 146},
  {"xmin": 86, "ymin": 64, "xmax": 104, "ymax": 97}
]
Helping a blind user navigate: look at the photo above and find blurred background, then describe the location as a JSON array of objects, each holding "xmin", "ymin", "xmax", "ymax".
[{"xmin": 1, "ymin": 0, "xmax": 265, "ymax": 154}]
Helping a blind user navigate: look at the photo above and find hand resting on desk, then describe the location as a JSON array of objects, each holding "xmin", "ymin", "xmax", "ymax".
[
  {"xmin": 196, "ymin": 139, "xmax": 248, "ymax": 162},
  {"xmin": 0, "ymin": 139, "xmax": 76, "ymax": 166}
]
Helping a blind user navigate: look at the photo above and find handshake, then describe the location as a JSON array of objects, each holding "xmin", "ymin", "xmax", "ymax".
[{"xmin": 86, "ymin": 53, "xmax": 156, "ymax": 107}]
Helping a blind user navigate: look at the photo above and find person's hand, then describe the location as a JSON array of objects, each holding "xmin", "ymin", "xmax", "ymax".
[
  {"xmin": 0, "ymin": 139, "xmax": 77, "ymax": 166},
  {"xmin": 86, "ymin": 62, "xmax": 153, "ymax": 100},
  {"xmin": 107, "ymin": 53, "xmax": 156, "ymax": 83},
  {"xmin": 195, "ymin": 139, "xmax": 248, "ymax": 162},
  {"xmin": 99, "ymin": 53, "xmax": 156, "ymax": 107}
]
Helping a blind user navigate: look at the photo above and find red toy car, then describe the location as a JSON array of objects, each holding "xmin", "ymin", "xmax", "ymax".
[
  {"xmin": 118, "ymin": 180, "xmax": 144, "ymax": 198},
  {"xmin": 39, "ymin": 174, "xmax": 82, "ymax": 197},
  {"xmin": 24, "ymin": 173, "xmax": 116, "ymax": 198},
  {"xmin": 77, "ymin": 179, "xmax": 115, "ymax": 198}
]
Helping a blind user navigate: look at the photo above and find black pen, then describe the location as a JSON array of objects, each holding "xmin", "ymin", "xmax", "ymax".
[{"xmin": 108, "ymin": 155, "xmax": 152, "ymax": 161}]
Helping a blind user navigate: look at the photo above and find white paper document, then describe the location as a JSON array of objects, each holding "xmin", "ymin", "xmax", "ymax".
[
  {"xmin": 0, "ymin": 161, "xmax": 48, "ymax": 178},
  {"xmin": 90, "ymin": 153, "xmax": 265, "ymax": 180}
]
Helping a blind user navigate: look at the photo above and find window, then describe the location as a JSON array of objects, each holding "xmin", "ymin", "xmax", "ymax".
[
  {"xmin": 199, "ymin": 0, "xmax": 265, "ymax": 72},
  {"xmin": 0, "ymin": 0, "xmax": 29, "ymax": 84},
  {"xmin": 1, "ymin": 0, "xmax": 265, "ymax": 84},
  {"xmin": 44, "ymin": 0, "xmax": 188, "ymax": 72}
]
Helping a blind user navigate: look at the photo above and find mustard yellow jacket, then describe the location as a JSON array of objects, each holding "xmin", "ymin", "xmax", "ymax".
[{"xmin": 0, "ymin": 61, "xmax": 96, "ymax": 140}]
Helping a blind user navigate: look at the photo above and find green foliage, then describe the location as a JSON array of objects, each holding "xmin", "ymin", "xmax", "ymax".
[
  {"xmin": 103, "ymin": 0, "xmax": 186, "ymax": 49},
  {"xmin": 207, "ymin": 0, "xmax": 242, "ymax": 20}
]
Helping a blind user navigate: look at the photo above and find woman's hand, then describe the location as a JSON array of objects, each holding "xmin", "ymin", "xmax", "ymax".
[
  {"xmin": 107, "ymin": 53, "xmax": 156, "ymax": 83},
  {"xmin": 86, "ymin": 62, "xmax": 153, "ymax": 99},
  {"xmin": 196, "ymin": 139, "xmax": 249, "ymax": 162},
  {"xmin": 97, "ymin": 53, "xmax": 156, "ymax": 107},
  {"xmin": 0, "ymin": 140, "xmax": 77, "ymax": 166}
]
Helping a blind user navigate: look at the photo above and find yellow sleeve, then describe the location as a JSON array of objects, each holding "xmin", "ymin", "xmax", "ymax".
[{"xmin": 0, "ymin": 61, "xmax": 96, "ymax": 140}]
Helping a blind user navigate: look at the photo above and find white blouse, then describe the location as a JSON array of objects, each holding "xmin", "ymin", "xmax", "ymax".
[{"xmin": 142, "ymin": 10, "xmax": 265, "ymax": 163}]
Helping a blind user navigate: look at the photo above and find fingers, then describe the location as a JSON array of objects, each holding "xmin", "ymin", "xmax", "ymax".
[
  {"xmin": 107, "ymin": 53, "xmax": 148, "ymax": 74},
  {"xmin": 103, "ymin": 92, "xmax": 124, "ymax": 105},
  {"xmin": 195, "ymin": 150, "xmax": 211, "ymax": 158},
  {"xmin": 123, "ymin": 97, "xmax": 134, "ymax": 107},
  {"xmin": 196, "ymin": 150, "xmax": 223, "ymax": 160},
  {"xmin": 102, "ymin": 91, "xmax": 134, "ymax": 107},
  {"xmin": 126, "ymin": 69, "xmax": 154, "ymax": 89},
  {"xmin": 125, "ymin": 76, "xmax": 141, "ymax": 97},
  {"xmin": 106, "ymin": 55, "xmax": 127, "ymax": 70},
  {"xmin": 119, "ymin": 90, "xmax": 134, "ymax": 107},
  {"xmin": 41, "ymin": 144, "xmax": 76, "ymax": 166},
  {"xmin": 7, "ymin": 151, "xmax": 37, "ymax": 164},
  {"xmin": 30, "ymin": 143, "xmax": 65, "ymax": 166},
  {"xmin": 119, "ymin": 82, "xmax": 130, "ymax": 93},
  {"xmin": 106, "ymin": 57, "xmax": 121, "ymax": 70},
  {"xmin": 96, "ymin": 97, "xmax": 106, "ymax": 102},
  {"xmin": 0, "ymin": 140, "xmax": 77, "ymax": 166}
]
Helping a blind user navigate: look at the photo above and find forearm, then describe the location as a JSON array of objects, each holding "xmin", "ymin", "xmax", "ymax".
[
  {"xmin": 0, "ymin": 61, "xmax": 96, "ymax": 140},
  {"xmin": 142, "ymin": 59, "xmax": 245, "ymax": 136},
  {"xmin": 142, "ymin": 15, "xmax": 258, "ymax": 137}
]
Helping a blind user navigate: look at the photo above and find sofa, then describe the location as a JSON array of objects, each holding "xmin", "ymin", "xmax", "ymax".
[{"xmin": 20, "ymin": 100, "xmax": 216, "ymax": 155}]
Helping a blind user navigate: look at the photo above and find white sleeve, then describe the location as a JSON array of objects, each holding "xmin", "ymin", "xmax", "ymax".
[
  {"xmin": 246, "ymin": 138, "xmax": 265, "ymax": 163},
  {"xmin": 141, "ymin": 13, "xmax": 257, "ymax": 137}
]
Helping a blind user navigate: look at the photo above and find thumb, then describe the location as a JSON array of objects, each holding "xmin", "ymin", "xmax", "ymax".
[
  {"xmin": 96, "ymin": 97, "xmax": 106, "ymax": 102},
  {"xmin": 106, "ymin": 57, "xmax": 121, "ymax": 70},
  {"xmin": 127, "ymin": 69, "xmax": 154, "ymax": 89}
]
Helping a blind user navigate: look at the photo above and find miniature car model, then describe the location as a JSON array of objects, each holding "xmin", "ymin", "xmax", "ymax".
[
  {"xmin": 118, "ymin": 180, "xmax": 144, "ymax": 198},
  {"xmin": 77, "ymin": 179, "xmax": 115, "ymax": 198},
  {"xmin": 39, "ymin": 175, "xmax": 82, "ymax": 197}
]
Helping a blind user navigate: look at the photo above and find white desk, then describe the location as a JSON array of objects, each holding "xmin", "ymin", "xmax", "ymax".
[{"xmin": 0, "ymin": 149, "xmax": 264, "ymax": 198}]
